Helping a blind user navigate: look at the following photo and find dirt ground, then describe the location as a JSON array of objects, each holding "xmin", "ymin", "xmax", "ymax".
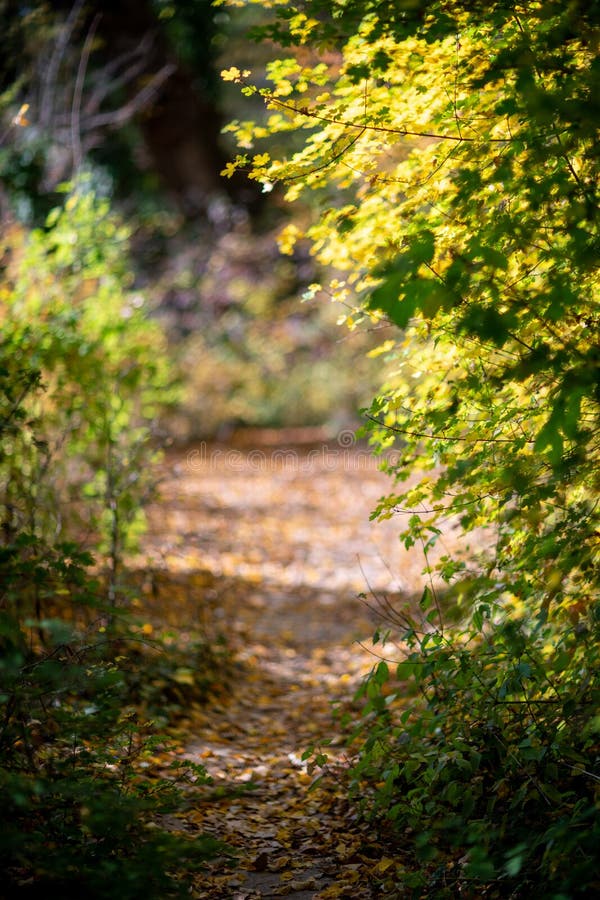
[{"xmin": 140, "ymin": 433, "xmax": 468, "ymax": 898}]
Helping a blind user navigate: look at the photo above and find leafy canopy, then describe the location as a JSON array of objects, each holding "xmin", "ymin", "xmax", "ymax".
[{"xmin": 223, "ymin": 0, "xmax": 599, "ymax": 895}]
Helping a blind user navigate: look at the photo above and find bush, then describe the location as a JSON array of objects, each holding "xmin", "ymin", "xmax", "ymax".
[
  {"xmin": 224, "ymin": 1, "xmax": 600, "ymax": 894},
  {"xmin": 0, "ymin": 185, "xmax": 226, "ymax": 896}
]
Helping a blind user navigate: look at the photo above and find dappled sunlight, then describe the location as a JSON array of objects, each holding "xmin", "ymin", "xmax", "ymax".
[
  {"xmin": 144, "ymin": 439, "xmax": 451, "ymax": 596},
  {"xmin": 3, "ymin": 0, "xmax": 596, "ymax": 895},
  {"xmin": 136, "ymin": 439, "xmax": 420, "ymax": 897}
]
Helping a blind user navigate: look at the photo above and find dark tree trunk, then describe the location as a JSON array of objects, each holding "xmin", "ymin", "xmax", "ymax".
[{"xmin": 90, "ymin": 0, "xmax": 228, "ymax": 216}]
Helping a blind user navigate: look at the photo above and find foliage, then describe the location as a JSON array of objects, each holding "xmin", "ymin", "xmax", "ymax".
[
  {"xmin": 151, "ymin": 0, "xmax": 223, "ymax": 97},
  {"xmin": 1, "ymin": 185, "xmax": 174, "ymax": 598},
  {"xmin": 0, "ymin": 185, "xmax": 228, "ymax": 895},
  {"xmin": 0, "ymin": 614, "xmax": 224, "ymax": 898},
  {"xmin": 222, "ymin": 0, "xmax": 600, "ymax": 895}
]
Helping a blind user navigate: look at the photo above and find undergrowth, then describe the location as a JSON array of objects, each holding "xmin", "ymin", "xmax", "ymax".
[{"xmin": 0, "ymin": 184, "xmax": 231, "ymax": 896}]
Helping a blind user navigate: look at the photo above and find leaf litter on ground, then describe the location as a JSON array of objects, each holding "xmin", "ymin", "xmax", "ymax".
[{"xmin": 133, "ymin": 434, "xmax": 450, "ymax": 898}]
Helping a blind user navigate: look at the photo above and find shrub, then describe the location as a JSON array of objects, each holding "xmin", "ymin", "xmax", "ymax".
[
  {"xmin": 223, "ymin": 1, "xmax": 600, "ymax": 894},
  {"xmin": 0, "ymin": 185, "xmax": 225, "ymax": 896}
]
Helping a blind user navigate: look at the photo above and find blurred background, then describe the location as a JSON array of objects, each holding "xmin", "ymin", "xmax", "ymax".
[{"xmin": 0, "ymin": 0, "xmax": 389, "ymax": 441}]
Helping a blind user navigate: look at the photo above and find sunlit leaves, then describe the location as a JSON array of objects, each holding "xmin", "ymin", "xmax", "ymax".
[
  {"xmin": 367, "ymin": 230, "xmax": 446, "ymax": 327},
  {"xmin": 222, "ymin": 0, "xmax": 599, "ymax": 894},
  {"xmin": 1, "ymin": 183, "xmax": 173, "ymax": 569}
]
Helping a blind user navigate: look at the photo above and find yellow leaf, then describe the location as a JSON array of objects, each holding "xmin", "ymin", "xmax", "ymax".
[
  {"xmin": 277, "ymin": 223, "xmax": 302, "ymax": 255},
  {"xmin": 172, "ymin": 668, "xmax": 195, "ymax": 685},
  {"xmin": 367, "ymin": 339, "xmax": 396, "ymax": 358},
  {"xmin": 221, "ymin": 67, "xmax": 241, "ymax": 82},
  {"xmin": 221, "ymin": 162, "xmax": 237, "ymax": 178},
  {"xmin": 13, "ymin": 103, "xmax": 29, "ymax": 126},
  {"xmin": 374, "ymin": 857, "xmax": 396, "ymax": 874}
]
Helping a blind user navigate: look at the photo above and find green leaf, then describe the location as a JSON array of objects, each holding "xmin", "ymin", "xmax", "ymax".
[{"xmin": 458, "ymin": 304, "xmax": 511, "ymax": 347}]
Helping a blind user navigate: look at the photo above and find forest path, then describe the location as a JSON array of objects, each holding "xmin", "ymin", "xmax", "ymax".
[{"xmin": 141, "ymin": 433, "xmax": 434, "ymax": 899}]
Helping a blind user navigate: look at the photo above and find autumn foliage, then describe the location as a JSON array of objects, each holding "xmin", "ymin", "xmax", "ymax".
[
  {"xmin": 0, "ymin": 186, "xmax": 226, "ymax": 896},
  {"xmin": 223, "ymin": 0, "xmax": 599, "ymax": 895},
  {"xmin": 1, "ymin": 0, "xmax": 599, "ymax": 895}
]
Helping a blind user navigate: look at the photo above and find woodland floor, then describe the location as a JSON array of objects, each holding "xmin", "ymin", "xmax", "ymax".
[{"xmin": 138, "ymin": 431, "xmax": 463, "ymax": 899}]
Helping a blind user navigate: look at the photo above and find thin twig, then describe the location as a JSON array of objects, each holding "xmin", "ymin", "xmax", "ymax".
[
  {"xmin": 71, "ymin": 13, "xmax": 100, "ymax": 177},
  {"xmin": 40, "ymin": 0, "xmax": 85, "ymax": 129},
  {"xmin": 82, "ymin": 63, "xmax": 175, "ymax": 131},
  {"xmin": 365, "ymin": 413, "xmax": 536, "ymax": 444}
]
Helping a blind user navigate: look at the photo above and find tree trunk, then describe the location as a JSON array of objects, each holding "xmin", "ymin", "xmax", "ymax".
[{"xmin": 81, "ymin": 0, "xmax": 233, "ymax": 217}]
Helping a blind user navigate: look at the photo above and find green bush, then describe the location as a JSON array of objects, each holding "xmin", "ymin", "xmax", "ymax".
[
  {"xmin": 0, "ymin": 185, "xmax": 226, "ymax": 896},
  {"xmin": 1, "ymin": 187, "xmax": 174, "ymax": 596},
  {"xmin": 346, "ymin": 601, "xmax": 599, "ymax": 896},
  {"xmin": 224, "ymin": 0, "xmax": 600, "ymax": 894}
]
